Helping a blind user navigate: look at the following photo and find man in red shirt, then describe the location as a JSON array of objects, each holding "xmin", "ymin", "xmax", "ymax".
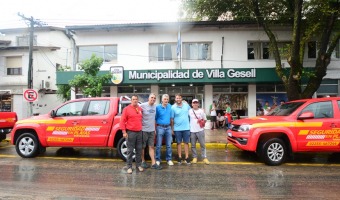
[{"xmin": 120, "ymin": 95, "xmax": 143, "ymax": 174}]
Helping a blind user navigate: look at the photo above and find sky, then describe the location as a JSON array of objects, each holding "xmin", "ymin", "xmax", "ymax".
[{"xmin": 0, "ymin": 0, "xmax": 182, "ymax": 29}]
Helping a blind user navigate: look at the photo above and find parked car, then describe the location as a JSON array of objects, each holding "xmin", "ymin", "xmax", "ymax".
[
  {"xmin": 0, "ymin": 111, "xmax": 17, "ymax": 142},
  {"xmin": 10, "ymin": 96, "xmax": 134, "ymax": 161},
  {"xmin": 227, "ymin": 97, "xmax": 340, "ymax": 166}
]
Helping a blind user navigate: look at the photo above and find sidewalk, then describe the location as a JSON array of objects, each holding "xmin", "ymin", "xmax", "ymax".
[
  {"xmin": 195, "ymin": 128, "xmax": 229, "ymax": 149},
  {"xmin": 204, "ymin": 128, "xmax": 228, "ymax": 143}
]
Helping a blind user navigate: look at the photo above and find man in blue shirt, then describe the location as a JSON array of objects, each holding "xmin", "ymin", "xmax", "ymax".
[
  {"xmin": 171, "ymin": 93, "xmax": 191, "ymax": 164},
  {"xmin": 155, "ymin": 94, "xmax": 174, "ymax": 166}
]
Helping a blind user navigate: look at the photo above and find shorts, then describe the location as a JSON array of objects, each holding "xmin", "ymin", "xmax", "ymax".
[
  {"xmin": 210, "ymin": 116, "xmax": 217, "ymax": 122},
  {"xmin": 142, "ymin": 131, "xmax": 155, "ymax": 148},
  {"xmin": 174, "ymin": 130, "xmax": 190, "ymax": 144}
]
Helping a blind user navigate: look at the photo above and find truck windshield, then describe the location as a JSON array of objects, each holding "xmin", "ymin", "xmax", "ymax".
[{"xmin": 267, "ymin": 102, "xmax": 305, "ymax": 116}]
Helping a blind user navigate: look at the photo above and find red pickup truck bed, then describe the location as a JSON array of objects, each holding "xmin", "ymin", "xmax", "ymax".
[{"xmin": 0, "ymin": 112, "xmax": 17, "ymax": 141}]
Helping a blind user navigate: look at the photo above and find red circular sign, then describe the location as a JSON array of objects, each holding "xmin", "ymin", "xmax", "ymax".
[{"xmin": 24, "ymin": 89, "xmax": 38, "ymax": 102}]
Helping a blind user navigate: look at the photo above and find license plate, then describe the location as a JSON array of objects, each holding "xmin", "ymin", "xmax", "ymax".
[{"xmin": 227, "ymin": 132, "xmax": 232, "ymax": 137}]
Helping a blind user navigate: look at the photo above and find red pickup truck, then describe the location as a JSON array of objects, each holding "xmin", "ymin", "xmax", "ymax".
[
  {"xmin": 0, "ymin": 112, "xmax": 17, "ymax": 142},
  {"xmin": 228, "ymin": 97, "xmax": 340, "ymax": 166},
  {"xmin": 10, "ymin": 96, "xmax": 133, "ymax": 160}
]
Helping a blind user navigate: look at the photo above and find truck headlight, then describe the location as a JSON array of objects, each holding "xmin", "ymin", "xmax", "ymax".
[{"xmin": 238, "ymin": 124, "xmax": 251, "ymax": 132}]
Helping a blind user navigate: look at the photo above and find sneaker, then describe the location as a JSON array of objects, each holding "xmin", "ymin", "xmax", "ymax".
[
  {"xmin": 192, "ymin": 158, "xmax": 197, "ymax": 164},
  {"xmin": 156, "ymin": 161, "xmax": 160, "ymax": 166},
  {"xmin": 141, "ymin": 161, "xmax": 149, "ymax": 169},
  {"xmin": 203, "ymin": 158, "xmax": 210, "ymax": 165},
  {"xmin": 177, "ymin": 157, "xmax": 182, "ymax": 165},
  {"xmin": 151, "ymin": 164, "xmax": 162, "ymax": 170},
  {"xmin": 167, "ymin": 160, "xmax": 174, "ymax": 166},
  {"xmin": 137, "ymin": 166, "xmax": 144, "ymax": 172},
  {"xmin": 127, "ymin": 168, "xmax": 133, "ymax": 174},
  {"xmin": 184, "ymin": 158, "xmax": 191, "ymax": 165}
]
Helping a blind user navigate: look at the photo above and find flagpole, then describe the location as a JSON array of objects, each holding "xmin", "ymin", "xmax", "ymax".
[{"xmin": 177, "ymin": 24, "xmax": 181, "ymax": 69}]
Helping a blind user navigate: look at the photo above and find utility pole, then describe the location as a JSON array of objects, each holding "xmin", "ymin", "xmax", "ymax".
[{"xmin": 17, "ymin": 13, "xmax": 46, "ymax": 116}]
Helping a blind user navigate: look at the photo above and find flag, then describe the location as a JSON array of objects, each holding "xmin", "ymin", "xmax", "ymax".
[{"xmin": 176, "ymin": 25, "xmax": 181, "ymax": 59}]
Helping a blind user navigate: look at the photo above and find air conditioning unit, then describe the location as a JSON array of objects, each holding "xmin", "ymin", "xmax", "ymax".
[
  {"xmin": 41, "ymin": 80, "xmax": 50, "ymax": 89},
  {"xmin": 45, "ymin": 81, "xmax": 50, "ymax": 88}
]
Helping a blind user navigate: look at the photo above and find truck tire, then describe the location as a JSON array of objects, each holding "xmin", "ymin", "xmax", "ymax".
[
  {"xmin": 15, "ymin": 132, "xmax": 39, "ymax": 158},
  {"xmin": 261, "ymin": 138, "xmax": 286, "ymax": 166},
  {"xmin": 117, "ymin": 137, "xmax": 135, "ymax": 161},
  {"xmin": 0, "ymin": 134, "xmax": 5, "ymax": 142}
]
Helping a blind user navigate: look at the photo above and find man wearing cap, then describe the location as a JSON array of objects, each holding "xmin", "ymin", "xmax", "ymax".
[{"xmin": 189, "ymin": 99, "xmax": 209, "ymax": 164}]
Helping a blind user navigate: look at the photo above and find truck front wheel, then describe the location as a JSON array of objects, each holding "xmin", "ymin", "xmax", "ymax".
[
  {"xmin": 15, "ymin": 133, "xmax": 39, "ymax": 158},
  {"xmin": 261, "ymin": 138, "xmax": 286, "ymax": 166},
  {"xmin": 117, "ymin": 137, "xmax": 135, "ymax": 161}
]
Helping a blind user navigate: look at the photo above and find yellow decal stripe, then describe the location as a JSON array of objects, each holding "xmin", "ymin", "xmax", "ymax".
[
  {"xmin": 16, "ymin": 119, "xmax": 67, "ymax": 125},
  {"xmin": 252, "ymin": 122, "xmax": 323, "ymax": 128},
  {"xmin": 306, "ymin": 141, "xmax": 339, "ymax": 146},
  {"xmin": 298, "ymin": 130, "xmax": 310, "ymax": 135},
  {"xmin": 46, "ymin": 126, "xmax": 55, "ymax": 131},
  {"xmin": 47, "ymin": 137, "xmax": 74, "ymax": 142}
]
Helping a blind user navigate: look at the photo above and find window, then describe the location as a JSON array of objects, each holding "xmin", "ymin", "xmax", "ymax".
[
  {"xmin": 118, "ymin": 86, "xmax": 151, "ymax": 93},
  {"xmin": 256, "ymin": 84, "xmax": 285, "ymax": 92},
  {"xmin": 214, "ymin": 85, "xmax": 248, "ymax": 93},
  {"xmin": 17, "ymin": 35, "xmax": 37, "ymax": 46},
  {"xmin": 301, "ymin": 101, "xmax": 333, "ymax": 119},
  {"xmin": 6, "ymin": 57, "xmax": 22, "ymax": 75},
  {"xmin": 183, "ymin": 42, "xmax": 211, "ymax": 60},
  {"xmin": 78, "ymin": 45, "xmax": 117, "ymax": 63},
  {"xmin": 149, "ymin": 43, "xmax": 177, "ymax": 61},
  {"xmin": 87, "ymin": 100, "xmax": 110, "ymax": 116},
  {"xmin": 308, "ymin": 41, "xmax": 317, "ymax": 58},
  {"xmin": 7, "ymin": 68, "xmax": 22, "ymax": 75},
  {"xmin": 56, "ymin": 101, "xmax": 86, "ymax": 117},
  {"xmin": 248, "ymin": 41, "xmax": 290, "ymax": 60}
]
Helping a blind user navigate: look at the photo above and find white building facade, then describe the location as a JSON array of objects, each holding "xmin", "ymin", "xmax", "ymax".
[
  {"xmin": 2, "ymin": 22, "xmax": 339, "ymax": 118},
  {"xmin": 57, "ymin": 22, "xmax": 339, "ymax": 117},
  {"xmin": 0, "ymin": 27, "xmax": 74, "ymax": 119}
]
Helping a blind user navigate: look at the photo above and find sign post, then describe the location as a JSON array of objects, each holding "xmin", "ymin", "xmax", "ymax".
[{"xmin": 23, "ymin": 89, "xmax": 38, "ymax": 117}]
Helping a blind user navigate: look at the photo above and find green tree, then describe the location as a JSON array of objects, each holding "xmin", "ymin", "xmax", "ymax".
[
  {"xmin": 184, "ymin": 0, "xmax": 339, "ymax": 100},
  {"xmin": 69, "ymin": 55, "xmax": 112, "ymax": 97},
  {"xmin": 56, "ymin": 65, "xmax": 71, "ymax": 102}
]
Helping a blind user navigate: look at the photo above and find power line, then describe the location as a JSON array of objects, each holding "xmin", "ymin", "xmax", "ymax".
[
  {"xmin": 17, "ymin": 13, "xmax": 47, "ymax": 117},
  {"xmin": 17, "ymin": 13, "xmax": 47, "ymax": 89}
]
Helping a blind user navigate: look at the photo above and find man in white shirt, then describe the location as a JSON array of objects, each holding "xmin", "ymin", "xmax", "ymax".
[
  {"xmin": 189, "ymin": 99, "xmax": 209, "ymax": 164},
  {"xmin": 216, "ymin": 113, "xmax": 225, "ymax": 128}
]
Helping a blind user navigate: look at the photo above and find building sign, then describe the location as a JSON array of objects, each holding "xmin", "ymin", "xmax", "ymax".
[
  {"xmin": 110, "ymin": 66, "xmax": 124, "ymax": 84},
  {"xmin": 128, "ymin": 69, "xmax": 256, "ymax": 81},
  {"xmin": 57, "ymin": 68, "xmax": 281, "ymax": 85}
]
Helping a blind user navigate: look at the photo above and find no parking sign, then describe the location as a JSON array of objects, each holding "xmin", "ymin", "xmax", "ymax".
[{"xmin": 23, "ymin": 89, "xmax": 38, "ymax": 102}]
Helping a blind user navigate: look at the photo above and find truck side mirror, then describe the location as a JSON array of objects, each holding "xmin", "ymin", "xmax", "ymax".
[
  {"xmin": 50, "ymin": 110, "xmax": 56, "ymax": 118},
  {"xmin": 298, "ymin": 111, "xmax": 314, "ymax": 120}
]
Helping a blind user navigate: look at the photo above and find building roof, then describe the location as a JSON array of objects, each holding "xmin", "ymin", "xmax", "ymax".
[{"xmin": 65, "ymin": 21, "xmax": 291, "ymax": 33}]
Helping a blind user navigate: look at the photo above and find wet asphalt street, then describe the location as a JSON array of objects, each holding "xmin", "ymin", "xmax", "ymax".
[{"xmin": 1, "ymin": 140, "xmax": 340, "ymax": 199}]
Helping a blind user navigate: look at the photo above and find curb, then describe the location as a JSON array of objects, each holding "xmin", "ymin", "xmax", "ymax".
[{"xmin": 3, "ymin": 139, "xmax": 233, "ymax": 149}]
